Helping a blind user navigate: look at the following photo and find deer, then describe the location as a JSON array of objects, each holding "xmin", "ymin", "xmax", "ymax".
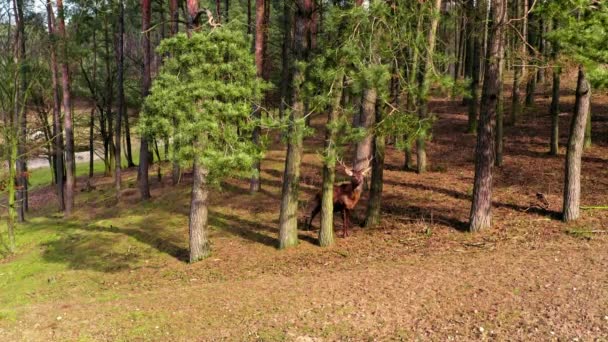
[{"xmin": 305, "ymin": 157, "xmax": 372, "ymax": 237}]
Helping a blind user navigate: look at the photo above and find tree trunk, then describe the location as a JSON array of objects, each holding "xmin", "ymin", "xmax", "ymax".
[
  {"xmin": 354, "ymin": 88, "xmax": 377, "ymax": 171},
  {"xmin": 57, "ymin": 0, "xmax": 76, "ymax": 216},
  {"xmin": 103, "ymin": 13, "xmax": 114, "ymax": 177},
  {"xmin": 510, "ymin": 0, "xmax": 527, "ymax": 125},
  {"xmin": 469, "ymin": 0, "xmax": 505, "ymax": 232},
  {"xmin": 319, "ymin": 74, "xmax": 344, "ymax": 247},
  {"xmin": 139, "ymin": 0, "xmax": 152, "ymax": 200},
  {"xmin": 467, "ymin": 33, "xmax": 481, "ymax": 133},
  {"xmin": 494, "ymin": 3, "xmax": 507, "ymax": 167},
  {"xmin": 250, "ymin": 0, "xmax": 268, "ymax": 192},
  {"xmin": 562, "ymin": 66, "xmax": 590, "ymax": 222},
  {"xmin": 46, "ymin": 1, "xmax": 65, "ymax": 211},
  {"xmin": 462, "ymin": 0, "xmax": 474, "ymax": 106},
  {"xmin": 215, "ymin": 0, "xmax": 221, "ymax": 23},
  {"xmin": 549, "ymin": 67, "xmax": 560, "ymax": 155},
  {"xmin": 115, "ymin": 0, "xmax": 125, "ymax": 193},
  {"xmin": 189, "ymin": 145, "xmax": 211, "ymax": 262},
  {"xmin": 278, "ymin": 0, "xmax": 292, "ymax": 125},
  {"xmin": 416, "ymin": 0, "xmax": 442, "ymax": 174},
  {"xmin": 168, "ymin": 0, "xmax": 179, "ymax": 182},
  {"xmin": 14, "ymin": 0, "xmax": 27, "ymax": 221},
  {"xmin": 365, "ymin": 101, "xmax": 385, "ymax": 228},
  {"xmin": 278, "ymin": 0, "xmax": 311, "ymax": 249}
]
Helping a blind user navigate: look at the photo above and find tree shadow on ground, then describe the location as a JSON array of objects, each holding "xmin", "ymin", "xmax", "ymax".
[{"xmin": 384, "ymin": 181, "xmax": 561, "ymax": 220}]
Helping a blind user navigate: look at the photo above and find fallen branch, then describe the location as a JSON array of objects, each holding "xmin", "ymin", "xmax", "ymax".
[{"xmin": 581, "ymin": 206, "xmax": 608, "ymax": 210}]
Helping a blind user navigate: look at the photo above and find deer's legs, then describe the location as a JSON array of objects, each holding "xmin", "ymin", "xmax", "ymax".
[
  {"xmin": 342, "ymin": 209, "xmax": 350, "ymax": 237},
  {"xmin": 307, "ymin": 204, "xmax": 321, "ymax": 230}
]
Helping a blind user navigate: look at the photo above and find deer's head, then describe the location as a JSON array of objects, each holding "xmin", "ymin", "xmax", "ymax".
[{"xmin": 338, "ymin": 157, "xmax": 372, "ymax": 187}]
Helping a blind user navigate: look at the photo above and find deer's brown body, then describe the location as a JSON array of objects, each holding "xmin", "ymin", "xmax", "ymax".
[{"xmin": 306, "ymin": 158, "xmax": 371, "ymax": 237}]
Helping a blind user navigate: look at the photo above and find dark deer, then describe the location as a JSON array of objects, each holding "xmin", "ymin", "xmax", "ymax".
[{"xmin": 305, "ymin": 157, "xmax": 372, "ymax": 237}]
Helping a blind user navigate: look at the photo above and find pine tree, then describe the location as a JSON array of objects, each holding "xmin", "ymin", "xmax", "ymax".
[{"xmin": 141, "ymin": 30, "xmax": 266, "ymax": 262}]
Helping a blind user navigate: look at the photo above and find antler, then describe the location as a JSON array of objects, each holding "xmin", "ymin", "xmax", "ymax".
[
  {"xmin": 360, "ymin": 156, "xmax": 374, "ymax": 175},
  {"xmin": 336, "ymin": 157, "xmax": 354, "ymax": 176}
]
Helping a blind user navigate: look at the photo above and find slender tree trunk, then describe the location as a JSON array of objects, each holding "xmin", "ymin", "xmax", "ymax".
[
  {"xmin": 416, "ymin": 0, "xmax": 442, "ymax": 174},
  {"xmin": 494, "ymin": 4, "xmax": 507, "ymax": 167},
  {"xmin": 404, "ymin": 14, "xmax": 422, "ymax": 170},
  {"xmin": 139, "ymin": 0, "xmax": 152, "ymax": 200},
  {"xmin": 319, "ymin": 74, "xmax": 344, "ymax": 247},
  {"xmin": 354, "ymin": 88, "xmax": 377, "ymax": 171},
  {"xmin": 15, "ymin": 0, "xmax": 27, "ymax": 221},
  {"xmin": 278, "ymin": 0, "xmax": 292, "ymax": 125},
  {"xmin": 365, "ymin": 101, "xmax": 385, "ymax": 228},
  {"xmin": 467, "ymin": 33, "xmax": 481, "ymax": 133},
  {"xmin": 462, "ymin": 0, "xmax": 474, "ymax": 106},
  {"xmin": 549, "ymin": 67, "xmax": 560, "ymax": 155},
  {"xmin": 215, "ymin": 0, "xmax": 221, "ymax": 23},
  {"xmin": 169, "ymin": 0, "xmax": 179, "ymax": 183},
  {"xmin": 115, "ymin": 0, "xmax": 125, "ymax": 193},
  {"xmin": 189, "ymin": 142, "xmax": 211, "ymax": 262},
  {"xmin": 469, "ymin": 0, "xmax": 504, "ymax": 232},
  {"xmin": 279, "ymin": 0, "xmax": 311, "ymax": 249},
  {"xmin": 563, "ymin": 66, "xmax": 590, "ymax": 222},
  {"xmin": 103, "ymin": 13, "xmax": 113, "ymax": 176},
  {"xmin": 250, "ymin": 0, "xmax": 268, "ymax": 192},
  {"xmin": 46, "ymin": 1, "xmax": 65, "ymax": 211},
  {"xmin": 510, "ymin": 0, "xmax": 527, "ymax": 125},
  {"xmin": 57, "ymin": 0, "xmax": 76, "ymax": 216}
]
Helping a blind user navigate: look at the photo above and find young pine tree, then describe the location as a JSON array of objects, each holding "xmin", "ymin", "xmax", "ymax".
[{"xmin": 140, "ymin": 30, "xmax": 267, "ymax": 263}]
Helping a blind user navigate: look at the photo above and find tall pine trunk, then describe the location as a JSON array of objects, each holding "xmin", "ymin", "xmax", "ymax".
[
  {"xmin": 250, "ymin": 0, "xmax": 268, "ymax": 192},
  {"xmin": 562, "ymin": 66, "xmax": 590, "ymax": 222},
  {"xmin": 15, "ymin": 0, "xmax": 27, "ymax": 221},
  {"xmin": 494, "ymin": 3, "xmax": 507, "ymax": 167},
  {"xmin": 278, "ymin": 0, "xmax": 311, "ymax": 249},
  {"xmin": 319, "ymin": 73, "xmax": 344, "ymax": 247},
  {"xmin": 549, "ymin": 68, "xmax": 560, "ymax": 155},
  {"xmin": 139, "ymin": 0, "xmax": 152, "ymax": 200},
  {"xmin": 278, "ymin": 1, "xmax": 292, "ymax": 126},
  {"xmin": 115, "ymin": 0, "xmax": 125, "ymax": 192},
  {"xmin": 469, "ymin": 0, "xmax": 504, "ymax": 232},
  {"xmin": 57, "ymin": 0, "xmax": 76, "ymax": 216},
  {"xmin": 510, "ymin": 0, "xmax": 527, "ymax": 125},
  {"xmin": 416, "ymin": 0, "xmax": 442, "ymax": 174},
  {"xmin": 46, "ymin": 1, "xmax": 65, "ymax": 211},
  {"xmin": 364, "ymin": 100, "xmax": 385, "ymax": 228}
]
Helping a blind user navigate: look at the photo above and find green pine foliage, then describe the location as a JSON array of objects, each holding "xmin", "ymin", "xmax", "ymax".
[
  {"xmin": 545, "ymin": 0, "xmax": 608, "ymax": 88},
  {"xmin": 140, "ymin": 29, "xmax": 269, "ymax": 185}
]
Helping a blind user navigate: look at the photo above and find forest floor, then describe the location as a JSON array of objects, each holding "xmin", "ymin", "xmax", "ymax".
[{"xmin": 1, "ymin": 79, "xmax": 608, "ymax": 341}]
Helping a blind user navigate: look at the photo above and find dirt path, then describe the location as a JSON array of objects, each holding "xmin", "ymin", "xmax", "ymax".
[{"xmin": 2, "ymin": 240, "xmax": 607, "ymax": 341}]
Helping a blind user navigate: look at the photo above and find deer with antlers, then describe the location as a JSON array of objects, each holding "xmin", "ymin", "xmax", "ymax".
[{"xmin": 305, "ymin": 157, "xmax": 372, "ymax": 237}]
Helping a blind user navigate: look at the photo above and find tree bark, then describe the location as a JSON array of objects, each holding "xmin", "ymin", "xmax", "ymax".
[
  {"xmin": 549, "ymin": 68, "xmax": 560, "ymax": 155},
  {"xmin": 115, "ymin": 0, "xmax": 125, "ymax": 193},
  {"xmin": 416, "ymin": 0, "xmax": 442, "ymax": 174},
  {"xmin": 365, "ymin": 101, "xmax": 385, "ymax": 228},
  {"xmin": 57, "ymin": 0, "xmax": 76, "ymax": 216},
  {"xmin": 354, "ymin": 88, "xmax": 377, "ymax": 171},
  {"xmin": 278, "ymin": 0, "xmax": 292, "ymax": 125},
  {"xmin": 14, "ymin": 0, "xmax": 27, "ymax": 221},
  {"xmin": 494, "ymin": 3, "xmax": 507, "ymax": 167},
  {"xmin": 562, "ymin": 66, "xmax": 590, "ymax": 222},
  {"xmin": 510, "ymin": 0, "xmax": 527, "ymax": 125},
  {"xmin": 279, "ymin": 0, "xmax": 311, "ymax": 249},
  {"xmin": 46, "ymin": 1, "xmax": 65, "ymax": 211},
  {"xmin": 319, "ymin": 74, "xmax": 344, "ymax": 247},
  {"xmin": 250, "ymin": 0, "xmax": 268, "ymax": 192},
  {"xmin": 139, "ymin": 0, "xmax": 152, "ymax": 200},
  {"xmin": 189, "ymin": 144, "xmax": 211, "ymax": 262},
  {"xmin": 469, "ymin": 0, "xmax": 505, "ymax": 232}
]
